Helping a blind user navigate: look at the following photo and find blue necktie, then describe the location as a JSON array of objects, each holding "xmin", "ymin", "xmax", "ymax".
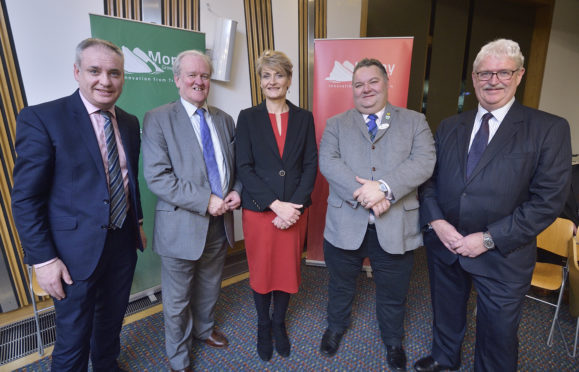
[
  {"xmin": 367, "ymin": 114, "xmax": 378, "ymax": 140},
  {"xmin": 197, "ymin": 108, "xmax": 223, "ymax": 198},
  {"xmin": 466, "ymin": 112, "xmax": 493, "ymax": 179},
  {"xmin": 101, "ymin": 110, "xmax": 127, "ymax": 229}
]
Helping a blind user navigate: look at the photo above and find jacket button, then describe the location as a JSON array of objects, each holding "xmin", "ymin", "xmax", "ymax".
[
  {"xmin": 372, "ymin": 167, "xmax": 376, "ymax": 171},
  {"xmin": 279, "ymin": 170, "xmax": 286, "ymax": 176},
  {"xmin": 372, "ymin": 145, "xmax": 375, "ymax": 149},
  {"xmin": 103, "ymin": 199, "xmax": 110, "ymax": 205}
]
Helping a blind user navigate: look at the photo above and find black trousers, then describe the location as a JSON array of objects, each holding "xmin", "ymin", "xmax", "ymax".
[
  {"xmin": 324, "ymin": 225, "xmax": 414, "ymax": 346},
  {"xmin": 427, "ymin": 246, "xmax": 530, "ymax": 372}
]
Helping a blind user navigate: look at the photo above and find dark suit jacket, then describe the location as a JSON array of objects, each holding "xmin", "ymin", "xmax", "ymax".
[
  {"xmin": 12, "ymin": 90, "xmax": 143, "ymax": 280},
  {"xmin": 420, "ymin": 101, "xmax": 571, "ymax": 282},
  {"xmin": 236, "ymin": 100, "xmax": 318, "ymax": 212}
]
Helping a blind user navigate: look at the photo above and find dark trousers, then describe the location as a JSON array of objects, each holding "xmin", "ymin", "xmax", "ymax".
[
  {"xmin": 324, "ymin": 225, "xmax": 414, "ymax": 346},
  {"xmin": 427, "ymin": 249, "xmax": 530, "ymax": 372},
  {"xmin": 51, "ymin": 219, "xmax": 138, "ymax": 372}
]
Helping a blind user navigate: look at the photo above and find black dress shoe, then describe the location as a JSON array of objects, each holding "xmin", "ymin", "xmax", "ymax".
[
  {"xmin": 414, "ymin": 355, "xmax": 456, "ymax": 372},
  {"xmin": 386, "ymin": 345, "xmax": 407, "ymax": 371},
  {"xmin": 273, "ymin": 322, "xmax": 291, "ymax": 357},
  {"xmin": 320, "ymin": 328, "xmax": 344, "ymax": 357}
]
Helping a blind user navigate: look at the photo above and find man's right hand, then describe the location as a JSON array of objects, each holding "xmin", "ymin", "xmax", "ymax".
[
  {"xmin": 430, "ymin": 219, "xmax": 464, "ymax": 254},
  {"xmin": 35, "ymin": 258, "xmax": 73, "ymax": 300},
  {"xmin": 208, "ymin": 194, "xmax": 228, "ymax": 216}
]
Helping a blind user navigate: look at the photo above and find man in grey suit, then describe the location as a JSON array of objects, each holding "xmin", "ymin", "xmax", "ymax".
[
  {"xmin": 318, "ymin": 58, "xmax": 436, "ymax": 371},
  {"xmin": 142, "ymin": 50, "xmax": 241, "ymax": 372}
]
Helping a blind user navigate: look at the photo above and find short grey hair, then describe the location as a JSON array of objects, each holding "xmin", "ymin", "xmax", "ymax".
[
  {"xmin": 352, "ymin": 58, "xmax": 389, "ymax": 82},
  {"xmin": 172, "ymin": 50, "xmax": 213, "ymax": 76},
  {"xmin": 75, "ymin": 38, "xmax": 123, "ymax": 67},
  {"xmin": 473, "ymin": 39, "xmax": 525, "ymax": 71}
]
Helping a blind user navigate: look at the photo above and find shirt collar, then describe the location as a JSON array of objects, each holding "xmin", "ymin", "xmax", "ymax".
[
  {"xmin": 361, "ymin": 105, "xmax": 387, "ymax": 122},
  {"xmin": 477, "ymin": 96, "xmax": 515, "ymax": 124},
  {"xmin": 78, "ymin": 91, "xmax": 116, "ymax": 119},
  {"xmin": 180, "ymin": 97, "xmax": 209, "ymax": 118}
]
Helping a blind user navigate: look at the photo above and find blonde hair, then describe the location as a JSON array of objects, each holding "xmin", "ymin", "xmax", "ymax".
[{"xmin": 256, "ymin": 50, "xmax": 293, "ymax": 78}]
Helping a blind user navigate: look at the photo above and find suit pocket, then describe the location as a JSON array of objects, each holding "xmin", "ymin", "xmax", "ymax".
[
  {"xmin": 403, "ymin": 197, "xmax": 419, "ymax": 211},
  {"xmin": 50, "ymin": 216, "xmax": 77, "ymax": 230},
  {"xmin": 327, "ymin": 193, "xmax": 343, "ymax": 208}
]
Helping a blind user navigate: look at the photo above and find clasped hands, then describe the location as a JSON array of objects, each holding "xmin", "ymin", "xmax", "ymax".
[
  {"xmin": 208, "ymin": 190, "xmax": 241, "ymax": 216},
  {"xmin": 270, "ymin": 200, "xmax": 303, "ymax": 230},
  {"xmin": 430, "ymin": 219, "xmax": 488, "ymax": 258},
  {"xmin": 353, "ymin": 176, "xmax": 391, "ymax": 217}
]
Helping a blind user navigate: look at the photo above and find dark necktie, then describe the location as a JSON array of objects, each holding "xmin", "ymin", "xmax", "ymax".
[
  {"xmin": 367, "ymin": 113, "xmax": 378, "ymax": 140},
  {"xmin": 101, "ymin": 110, "xmax": 127, "ymax": 229},
  {"xmin": 197, "ymin": 108, "xmax": 223, "ymax": 198},
  {"xmin": 466, "ymin": 112, "xmax": 493, "ymax": 178}
]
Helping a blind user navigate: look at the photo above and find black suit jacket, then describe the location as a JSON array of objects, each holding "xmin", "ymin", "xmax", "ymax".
[
  {"xmin": 560, "ymin": 164, "xmax": 579, "ymax": 226},
  {"xmin": 420, "ymin": 101, "xmax": 571, "ymax": 282},
  {"xmin": 12, "ymin": 90, "xmax": 143, "ymax": 280},
  {"xmin": 235, "ymin": 100, "xmax": 318, "ymax": 212}
]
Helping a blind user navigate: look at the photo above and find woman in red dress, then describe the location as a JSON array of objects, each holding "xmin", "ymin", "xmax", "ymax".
[{"xmin": 236, "ymin": 50, "xmax": 318, "ymax": 361}]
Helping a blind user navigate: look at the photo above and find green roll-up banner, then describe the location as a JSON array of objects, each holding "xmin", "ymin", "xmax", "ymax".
[{"xmin": 90, "ymin": 14, "xmax": 205, "ymax": 295}]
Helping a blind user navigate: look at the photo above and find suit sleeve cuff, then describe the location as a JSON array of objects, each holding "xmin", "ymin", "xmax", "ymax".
[{"xmin": 34, "ymin": 257, "xmax": 58, "ymax": 268}]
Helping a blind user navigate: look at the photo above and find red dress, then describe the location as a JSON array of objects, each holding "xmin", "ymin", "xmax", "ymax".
[{"xmin": 242, "ymin": 112, "xmax": 308, "ymax": 294}]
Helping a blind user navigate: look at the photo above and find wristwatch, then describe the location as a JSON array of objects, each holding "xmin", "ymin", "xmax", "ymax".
[
  {"xmin": 482, "ymin": 231, "xmax": 495, "ymax": 250},
  {"xmin": 378, "ymin": 180, "xmax": 389, "ymax": 198}
]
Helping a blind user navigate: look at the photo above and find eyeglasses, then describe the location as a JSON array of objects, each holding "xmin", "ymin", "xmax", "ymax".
[{"xmin": 475, "ymin": 69, "xmax": 519, "ymax": 81}]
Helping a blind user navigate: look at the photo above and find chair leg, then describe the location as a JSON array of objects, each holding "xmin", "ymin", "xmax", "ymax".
[
  {"xmin": 28, "ymin": 266, "xmax": 44, "ymax": 356},
  {"xmin": 571, "ymin": 318, "xmax": 579, "ymax": 358},
  {"xmin": 547, "ymin": 266, "xmax": 568, "ymax": 347}
]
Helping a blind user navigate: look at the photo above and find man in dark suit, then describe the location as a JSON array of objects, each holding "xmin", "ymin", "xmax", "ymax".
[
  {"xmin": 319, "ymin": 58, "xmax": 436, "ymax": 371},
  {"xmin": 142, "ymin": 50, "xmax": 241, "ymax": 372},
  {"xmin": 12, "ymin": 38, "xmax": 145, "ymax": 371},
  {"xmin": 415, "ymin": 39, "xmax": 572, "ymax": 372}
]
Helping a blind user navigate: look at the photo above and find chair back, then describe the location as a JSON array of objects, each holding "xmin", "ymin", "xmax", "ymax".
[
  {"xmin": 537, "ymin": 217, "xmax": 574, "ymax": 258},
  {"xmin": 569, "ymin": 239, "xmax": 579, "ymax": 318}
]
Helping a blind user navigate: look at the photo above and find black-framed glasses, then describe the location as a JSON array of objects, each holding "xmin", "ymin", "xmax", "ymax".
[{"xmin": 475, "ymin": 69, "xmax": 519, "ymax": 81}]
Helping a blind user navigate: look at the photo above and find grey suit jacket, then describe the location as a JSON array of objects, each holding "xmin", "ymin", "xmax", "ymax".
[
  {"xmin": 319, "ymin": 103, "xmax": 435, "ymax": 254},
  {"xmin": 142, "ymin": 100, "xmax": 241, "ymax": 260}
]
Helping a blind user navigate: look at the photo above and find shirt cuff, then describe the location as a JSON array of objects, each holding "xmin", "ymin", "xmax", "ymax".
[
  {"xmin": 378, "ymin": 179, "xmax": 394, "ymax": 201},
  {"xmin": 34, "ymin": 257, "xmax": 58, "ymax": 268}
]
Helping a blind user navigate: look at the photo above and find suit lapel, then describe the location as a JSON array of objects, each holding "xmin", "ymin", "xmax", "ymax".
[
  {"xmin": 373, "ymin": 103, "xmax": 393, "ymax": 142},
  {"xmin": 255, "ymin": 101, "xmax": 283, "ymax": 159},
  {"xmin": 173, "ymin": 101, "xmax": 204, "ymax": 161},
  {"xmin": 456, "ymin": 110, "xmax": 476, "ymax": 180},
  {"xmin": 281, "ymin": 101, "xmax": 300, "ymax": 162},
  {"xmin": 72, "ymin": 91, "xmax": 108, "ymax": 181}
]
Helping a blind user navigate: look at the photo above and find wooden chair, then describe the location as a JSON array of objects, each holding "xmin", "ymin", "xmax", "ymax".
[
  {"xmin": 27, "ymin": 265, "xmax": 54, "ymax": 355},
  {"xmin": 525, "ymin": 217, "xmax": 574, "ymax": 346},
  {"xmin": 567, "ymin": 239, "xmax": 579, "ymax": 357}
]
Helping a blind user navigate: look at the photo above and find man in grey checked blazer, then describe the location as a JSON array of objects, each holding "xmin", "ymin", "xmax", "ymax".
[{"xmin": 318, "ymin": 58, "xmax": 436, "ymax": 371}]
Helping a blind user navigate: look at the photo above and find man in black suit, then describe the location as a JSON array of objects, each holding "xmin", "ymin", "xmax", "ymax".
[
  {"xmin": 415, "ymin": 39, "xmax": 571, "ymax": 372},
  {"xmin": 12, "ymin": 38, "xmax": 145, "ymax": 371}
]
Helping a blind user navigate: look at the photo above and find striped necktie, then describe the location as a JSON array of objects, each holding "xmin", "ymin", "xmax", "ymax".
[
  {"xmin": 101, "ymin": 110, "xmax": 127, "ymax": 229},
  {"xmin": 367, "ymin": 114, "xmax": 378, "ymax": 140},
  {"xmin": 197, "ymin": 108, "xmax": 223, "ymax": 198},
  {"xmin": 466, "ymin": 112, "xmax": 493, "ymax": 179}
]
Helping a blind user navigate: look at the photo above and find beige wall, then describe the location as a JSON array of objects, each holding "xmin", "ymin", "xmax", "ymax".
[{"xmin": 539, "ymin": 0, "xmax": 579, "ymax": 155}]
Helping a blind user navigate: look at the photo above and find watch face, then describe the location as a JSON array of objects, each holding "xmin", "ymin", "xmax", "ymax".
[{"xmin": 379, "ymin": 183, "xmax": 387, "ymax": 192}]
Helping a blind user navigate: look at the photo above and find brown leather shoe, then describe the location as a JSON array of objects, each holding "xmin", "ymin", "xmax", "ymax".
[
  {"xmin": 204, "ymin": 329, "xmax": 229, "ymax": 348},
  {"xmin": 170, "ymin": 368, "xmax": 193, "ymax": 372}
]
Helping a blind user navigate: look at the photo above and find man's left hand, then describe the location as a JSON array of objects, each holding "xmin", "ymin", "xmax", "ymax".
[
  {"xmin": 224, "ymin": 190, "xmax": 241, "ymax": 211},
  {"xmin": 353, "ymin": 176, "xmax": 385, "ymax": 208},
  {"xmin": 453, "ymin": 232, "xmax": 488, "ymax": 258}
]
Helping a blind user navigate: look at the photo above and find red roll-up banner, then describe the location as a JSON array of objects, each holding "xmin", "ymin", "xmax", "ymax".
[{"xmin": 306, "ymin": 37, "xmax": 414, "ymax": 265}]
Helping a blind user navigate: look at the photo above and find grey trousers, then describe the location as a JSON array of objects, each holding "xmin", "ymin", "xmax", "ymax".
[{"xmin": 161, "ymin": 217, "xmax": 228, "ymax": 370}]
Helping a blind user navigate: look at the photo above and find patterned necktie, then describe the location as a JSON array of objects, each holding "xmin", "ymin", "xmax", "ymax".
[
  {"xmin": 101, "ymin": 110, "xmax": 127, "ymax": 228},
  {"xmin": 367, "ymin": 113, "xmax": 378, "ymax": 140},
  {"xmin": 466, "ymin": 112, "xmax": 493, "ymax": 179},
  {"xmin": 197, "ymin": 108, "xmax": 223, "ymax": 198}
]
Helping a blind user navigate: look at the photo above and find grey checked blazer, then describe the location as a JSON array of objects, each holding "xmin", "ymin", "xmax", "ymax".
[{"xmin": 319, "ymin": 103, "xmax": 435, "ymax": 254}]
